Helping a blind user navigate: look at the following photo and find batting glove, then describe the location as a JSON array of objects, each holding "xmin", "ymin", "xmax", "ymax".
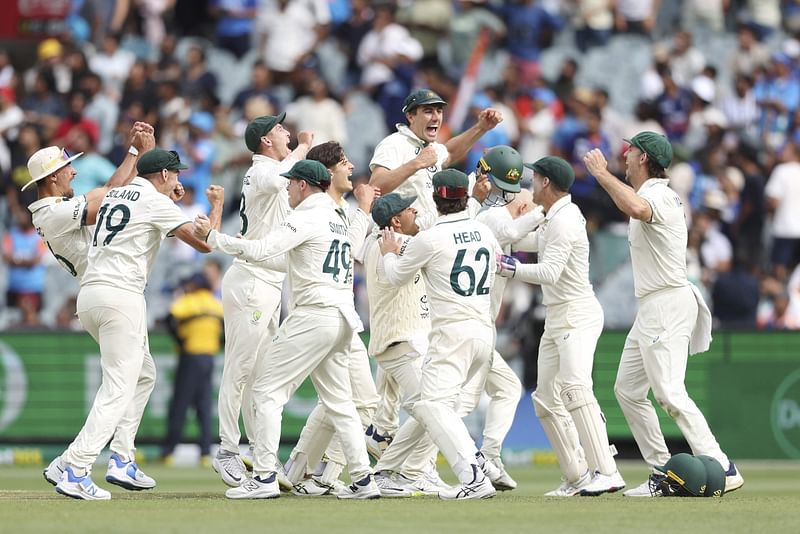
[{"xmin": 496, "ymin": 252, "xmax": 519, "ymax": 278}]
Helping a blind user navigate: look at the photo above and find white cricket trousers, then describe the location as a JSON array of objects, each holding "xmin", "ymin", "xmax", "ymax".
[
  {"xmin": 373, "ymin": 342, "xmax": 438, "ymax": 479},
  {"xmin": 533, "ymin": 296, "xmax": 616, "ymax": 479},
  {"xmin": 291, "ymin": 332, "xmax": 379, "ymax": 470},
  {"xmin": 252, "ymin": 305, "xmax": 371, "ymax": 482},
  {"xmin": 412, "ymin": 323, "xmax": 495, "ymax": 481},
  {"xmin": 218, "ymin": 263, "xmax": 281, "ymax": 453},
  {"xmin": 615, "ymin": 286, "xmax": 729, "ymax": 468},
  {"xmin": 459, "ymin": 350, "xmax": 522, "ymax": 459},
  {"xmin": 65, "ymin": 285, "xmax": 156, "ymax": 468}
]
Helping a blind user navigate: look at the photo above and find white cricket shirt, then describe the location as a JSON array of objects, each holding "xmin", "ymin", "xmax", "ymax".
[
  {"xmin": 208, "ymin": 192, "xmax": 361, "ymax": 327},
  {"xmin": 364, "ymin": 233, "xmax": 431, "ymax": 356},
  {"xmin": 380, "ymin": 211, "xmax": 501, "ymax": 331},
  {"xmin": 81, "ymin": 177, "xmax": 191, "ymax": 293},
  {"xmin": 28, "ymin": 194, "xmax": 92, "ymax": 279},
  {"xmin": 513, "ymin": 195, "xmax": 596, "ymax": 306},
  {"xmin": 369, "ymin": 124, "xmax": 448, "ymax": 223},
  {"xmin": 234, "ymin": 153, "xmax": 299, "ymax": 287},
  {"xmin": 629, "ymin": 178, "xmax": 689, "ymax": 298}
]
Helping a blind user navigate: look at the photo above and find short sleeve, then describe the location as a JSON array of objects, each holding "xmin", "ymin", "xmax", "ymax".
[
  {"xmin": 149, "ymin": 195, "xmax": 191, "ymax": 237},
  {"xmin": 370, "ymin": 136, "xmax": 403, "ymax": 172},
  {"xmin": 639, "ymin": 185, "xmax": 676, "ymax": 225},
  {"xmin": 765, "ymin": 168, "xmax": 785, "ymax": 200}
]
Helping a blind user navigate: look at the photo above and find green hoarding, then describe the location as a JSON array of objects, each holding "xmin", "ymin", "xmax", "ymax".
[{"xmin": 1, "ymin": 330, "xmax": 800, "ymax": 459}]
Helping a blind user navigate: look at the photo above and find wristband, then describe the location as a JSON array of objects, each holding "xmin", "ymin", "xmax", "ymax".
[{"xmin": 128, "ymin": 145, "xmax": 139, "ymax": 156}]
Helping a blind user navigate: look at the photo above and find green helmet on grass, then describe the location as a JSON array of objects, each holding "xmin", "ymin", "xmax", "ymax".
[
  {"xmin": 696, "ymin": 455, "xmax": 726, "ymax": 497},
  {"xmin": 655, "ymin": 453, "xmax": 708, "ymax": 497}
]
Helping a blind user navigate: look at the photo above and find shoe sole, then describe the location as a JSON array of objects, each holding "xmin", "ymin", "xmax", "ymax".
[
  {"xmin": 105, "ymin": 476, "xmax": 155, "ymax": 491},
  {"xmin": 226, "ymin": 492, "xmax": 280, "ymax": 500},
  {"xmin": 337, "ymin": 494, "xmax": 381, "ymax": 500},
  {"xmin": 492, "ymin": 482, "xmax": 517, "ymax": 491},
  {"xmin": 55, "ymin": 486, "xmax": 110, "ymax": 500},
  {"xmin": 580, "ymin": 485, "xmax": 625, "ymax": 497},
  {"xmin": 725, "ymin": 479, "xmax": 744, "ymax": 493},
  {"xmin": 212, "ymin": 461, "xmax": 244, "ymax": 488}
]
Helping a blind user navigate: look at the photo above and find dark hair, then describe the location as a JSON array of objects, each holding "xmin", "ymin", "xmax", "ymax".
[
  {"xmin": 307, "ymin": 141, "xmax": 345, "ymax": 169},
  {"xmin": 646, "ymin": 157, "xmax": 667, "ymax": 179},
  {"xmin": 433, "ymin": 195, "xmax": 468, "ymax": 215}
]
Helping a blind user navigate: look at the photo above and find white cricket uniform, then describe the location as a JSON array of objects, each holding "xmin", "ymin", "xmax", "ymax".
[
  {"xmin": 369, "ymin": 124, "xmax": 448, "ymax": 229},
  {"xmin": 218, "ymin": 153, "xmax": 296, "ymax": 454},
  {"xmin": 28, "ymin": 195, "xmax": 92, "ymax": 278},
  {"xmin": 207, "ymin": 192, "xmax": 372, "ymax": 481},
  {"xmin": 615, "ymin": 178, "xmax": 727, "ymax": 468},
  {"xmin": 365, "ymin": 233, "xmax": 438, "ymax": 479},
  {"xmin": 381, "ymin": 212, "xmax": 502, "ymax": 480},
  {"xmin": 511, "ymin": 195, "xmax": 617, "ymax": 479},
  {"xmin": 65, "ymin": 177, "xmax": 190, "ymax": 469},
  {"xmin": 288, "ymin": 199, "xmax": 380, "ymax": 479}
]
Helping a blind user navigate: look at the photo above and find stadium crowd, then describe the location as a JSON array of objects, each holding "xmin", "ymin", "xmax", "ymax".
[{"xmin": 2, "ymin": 0, "xmax": 800, "ymax": 344}]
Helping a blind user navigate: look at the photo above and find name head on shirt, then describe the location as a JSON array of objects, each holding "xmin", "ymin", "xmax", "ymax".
[{"xmin": 453, "ymin": 231, "xmax": 481, "ymax": 245}]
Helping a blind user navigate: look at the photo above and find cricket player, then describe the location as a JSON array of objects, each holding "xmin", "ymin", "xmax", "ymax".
[
  {"xmin": 365, "ymin": 192, "xmax": 447, "ymax": 495},
  {"xmin": 30, "ymin": 122, "xmax": 158, "ymax": 488},
  {"xmin": 584, "ymin": 133, "xmax": 744, "ymax": 496},
  {"xmin": 27, "ymin": 122, "xmax": 154, "ymax": 281},
  {"xmin": 194, "ymin": 160, "xmax": 379, "ymax": 500},
  {"xmin": 213, "ymin": 113, "xmax": 312, "ymax": 488},
  {"xmin": 497, "ymin": 156, "xmax": 625, "ymax": 497},
  {"xmin": 379, "ymin": 169, "xmax": 503, "ymax": 500},
  {"xmin": 282, "ymin": 142, "xmax": 390, "ymax": 496},
  {"xmin": 369, "ymin": 88, "xmax": 502, "ymax": 229},
  {"xmin": 52, "ymin": 148, "xmax": 224, "ymax": 500}
]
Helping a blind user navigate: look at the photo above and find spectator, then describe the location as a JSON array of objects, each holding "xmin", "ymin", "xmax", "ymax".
[
  {"xmin": 2, "ymin": 123, "xmax": 42, "ymax": 221},
  {"xmin": 202, "ymin": 257, "xmax": 224, "ymax": 299},
  {"xmin": 614, "ymin": 0, "xmax": 659, "ymax": 37},
  {"xmin": 0, "ymin": 86, "xmax": 23, "ymax": 175},
  {"xmin": 655, "ymin": 66, "xmax": 694, "ymax": 142},
  {"xmin": 732, "ymin": 23, "xmax": 770, "ymax": 76},
  {"xmin": 0, "ymin": 49, "xmax": 15, "ymax": 88},
  {"xmin": 168, "ymin": 185, "xmax": 207, "ymax": 265},
  {"xmin": 209, "ymin": 0, "xmax": 258, "ymax": 59},
  {"xmin": 80, "ymin": 72, "xmax": 119, "ymax": 157},
  {"xmin": 765, "ymin": 140, "xmax": 800, "ymax": 280},
  {"xmin": 181, "ymin": 45, "xmax": 218, "ymax": 105},
  {"xmin": 162, "ymin": 273, "xmax": 224, "ymax": 465},
  {"xmin": 754, "ymin": 53, "xmax": 800, "ymax": 150},
  {"xmin": 285, "ymin": 72, "xmax": 347, "ymax": 145},
  {"xmin": 667, "ymin": 31, "xmax": 706, "ymax": 88},
  {"xmin": 572, "ymin": 0, "xmax": 614, "ymax": 53},
  {"xmin": 721, "ymin": 74, "xmax": 759, "ymax": 143},
  {"xmin": 66, "ymin": 123, "xmax": 117, "ymax": 196},
  {"xmin": 682, "ymin": 0, "xmax": 726, "ymax": 33},
  {"xmin": 89, "ymin": 33, "xmax": 136, "ymax": 100},
  {"xmin": 120, "ymin": 61, "xmax": 159, "ymax": 122},
  {"xmin": 172, "ymin": 112, "xmax": 217, "ymax": 211},
  {"xmin": 712, "ymin": 253, "xmax": 760, "ymax": 329},
  {"xmin": 20, "ymin": 69, "xmax": 64, "ymax": 140},
  {"xmin": 230, "ymin": 61, "xmax": 281, "ymax": 113},
  {"xmin": 53, "ymin": 90, "xmax": 100, "ymax": 152},
  {"xmin": 501, "ymin": 0, "xmax": 563, "ymax": 85},
  {"xmin": 2, "ymin": 208, "xmax": 47, "ymax": 328},
  {"xmin": 256, "ymin": 0, "xmax": 331, "ymax": 83}
]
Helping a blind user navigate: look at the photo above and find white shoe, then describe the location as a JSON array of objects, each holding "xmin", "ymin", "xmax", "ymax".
[
  {"xmin": 374, "ymin": 472, "xmax": 413, "ymax": 498},
  {"xmin": 213, "ymin": 451, "xmax": 247, "ymax": 487},
  {"xmin": 544, "ymin": 471, "xmax": 592, "ymax": 497},
  {"xmin": 336, "ymin": 475, "xmax": 381, "ymax": 500},
  {"xmin": 439, "ymin": 466, "xmax": 496, "ymax": 501},
  {"xmin": 487, "ymin": 456, "xmax": 517, "ymax": 491},
  {"xmin": 292, "ymin": 478, "xmax": 334, "ymax": 497},
  {"xmin": 365, "ymin": 425, "xmax": 393, "ymax": 461},
  {"xmin": 56, "ymin": 466, "xmax": 111, "ymax": 500},
  {"xmin": 105, "ymin": 453, "xmax": 156, "ymax": 490},
  {"xmin": 622, "ymin": 474, "xmax": 666, "ymax": 497},
  {"xmin": 725, "ymin": 461, "xmax": 744, "ymax": 493},
  {"xmin": 397, "ymin": 473, "xmax": 443, "ymax": 496},
  {"xmin": 276, "ymin": 461, "xmax": 293, "ymax": 492},
  {"xmin": 43, "ymin": 455, "xmax": 65, "ymax": 486},
  {"xmin": 580, "ymin": 470, "xmax": 626, "ymax": 496},
  {"xmin": 225, "ymin": 473, "xmax": 280, "ymax": 499}
]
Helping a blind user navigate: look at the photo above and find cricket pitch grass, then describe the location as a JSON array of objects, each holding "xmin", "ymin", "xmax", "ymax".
[{"xmin": 2, "ymin": 460, "xmax": 799, "ymax": 533}]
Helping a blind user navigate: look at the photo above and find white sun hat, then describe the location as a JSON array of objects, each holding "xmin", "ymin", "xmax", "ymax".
[{"xmin": 22, "ymin": 146, "xmax": 83, "ymax": 191}]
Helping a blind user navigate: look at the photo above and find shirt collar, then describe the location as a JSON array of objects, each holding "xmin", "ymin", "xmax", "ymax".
[
  {"xmin": 545, "ymin": 194, "xmax": 572, "ymax": 220},
  {"xmin": 435, "ymin": 211, "xmax": 470, "ymax": 225},
  {"xmin": 252, "ymin": 154, "xmax": 280, "ymax": 164},
  {"xmin": 295, "ymin": 191, "xmax": 337, "ymax": 211},
  {"xmin": 639, "ymin": 178, "xmax": 670, "ymax": 191}
]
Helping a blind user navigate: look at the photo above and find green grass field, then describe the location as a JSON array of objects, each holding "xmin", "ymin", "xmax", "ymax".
[{"xmin": 1, "ymin": 460, "xmax": 799, "ymax": 533}]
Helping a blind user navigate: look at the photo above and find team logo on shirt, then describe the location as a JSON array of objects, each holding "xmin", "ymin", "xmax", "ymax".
[{"xmin": 251, "ymin": 310, "xmax": 262, "ymax": 324}]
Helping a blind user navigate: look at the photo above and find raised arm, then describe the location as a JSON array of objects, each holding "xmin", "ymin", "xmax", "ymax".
[
  {"xmin": 173, "ymin": 185, "xmax": 225, "ymax": 253},
  {"xmin": 84, "ymin": 123, "xmax": 155, "ymax": 225},
  {"xmin": 444, "ymin": 108, "xmax": 503, "ymax": 166},
  {"xmin": 583, "ymin": 148, "xmax": 652, "ymax": 221}
]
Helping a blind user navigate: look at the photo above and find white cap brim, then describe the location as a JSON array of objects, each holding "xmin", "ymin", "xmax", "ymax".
[{"xmin": 21, "ymin": 152, "xmax": 83, "ymax": 191}]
